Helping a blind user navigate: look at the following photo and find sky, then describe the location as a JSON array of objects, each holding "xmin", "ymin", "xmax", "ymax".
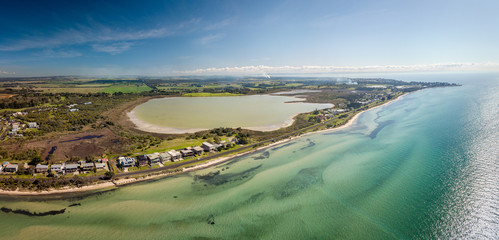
[{"xmin": 1, "ymin": 0, "xmax": 499, "ymax": 77}]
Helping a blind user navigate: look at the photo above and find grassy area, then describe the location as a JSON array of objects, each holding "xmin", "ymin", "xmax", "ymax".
[
  {"xmin": 142, "ymin": 138, "xmax": 207, "ymax": 154},
  {"xmin": 100, "ymin": 84, "xmax": 153, "ymax": 94},
  {"xmin": 183, "ymin": 92, "xmax": 242, "ymax": 97},
  {"xmin": 36, "ymin": 87, "xmax": 105, "ymax": 93}
]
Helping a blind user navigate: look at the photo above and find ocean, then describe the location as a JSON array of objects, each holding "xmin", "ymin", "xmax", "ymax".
[{"xmin": 0, "ymin": 73, "xmax": 497, "ymax": 239}]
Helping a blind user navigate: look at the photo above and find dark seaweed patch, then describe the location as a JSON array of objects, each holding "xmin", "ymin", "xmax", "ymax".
[
  {"xmin": 271, "ymin": 142, "xmax": 297, "ymax": 151},
  {"xmin": 244, "ymin": 192, "xmax": 265, "ymax": 204},
  {"xmin": 68, "ymin": 203, "xmax": 81, "ymax": 207},
  {"xmin": 194, "ymin": 164, "xmax": 262, "ymax": 187},
  {"xmin": 300, "ymin": 141, "xmax": 316, "ymax": 151},
  {"xmin": 194, "ymin": 171, "xmax": 220, "ymax": 181},
  {"xmin": 369, "ymin": 120, "xmax": 394, "ymax": 139},
  {"xmin": 273, "ymin": 167, "xmax": 323, "ymax": 200},
  {"xmin": 206, "ymin": 214, "xmax": 215, "ymax": 225},
  {"xmin": 252, "ymin": 151, "xmax": 270, "ymax": 160},
  {"xmin": 0, "ymin": 207, "xmax": 66, "ymax": 216}
]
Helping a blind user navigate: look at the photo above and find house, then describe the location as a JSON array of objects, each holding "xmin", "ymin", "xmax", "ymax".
[
  {"xmin": 168, "ymin": 150, "xmax": 182, "ymax": 162},
  {"xmin": 146, "ymin": 153, "xmax": 162, "ymax": 165},
  {"xmin": 193, "ymin": 146, "xmax": 204, "ymax": 155},
  {"xmin": 136, "ymin": 155, "xmax": 149, "ymax": 166},
  {"xmin": 69, "ymin": 108, "xmax": 79, "ymax": 112},
  {"xmin": 65, "ymin": 164, "xmax": 79, "ymax": 173},
  {"xmin": 97, "ymin": 158, "xmax": 108, "ymax": 163},
  {"xmin": 95, "ymin": 163, "xmax": 106, "ymax": 170},
  {"xmin": 4, "ymin": 164, "xmax": 18, "ymax": 173},
  {"xmin": 50, "ymin": 164, "xmax": 64, "ymax": 173},
  {"xmin": 84, "ymin": 102, "xmax": 92, "ymax": 105},
  {"xmin": 159, "ymin": 152, "xmax": 171, "ymax": 162},
  {"xmin": 28, "ymin": 122, "xmax": 38, "ymax": 128},
  {"xmin": 11, "ymin": 123, "xmax": 20, "ymax": 132},
  {"xmin": 118, "ymin": 157, "xmax": 136, "ymax": 168},
  {"xmin": 201, "ymin": 142, "xmax": 215, "ymax": 152},
  {"xmin": 81, "ymin": 162, "xmax": 95, "ymax": 171},
  {"xmin": 35, "ymin": 164, "xmax": 49, "ymax": 173},
  {"xmin": 180, "ymin": 149, "xmax": 194, "ymax": 158}
]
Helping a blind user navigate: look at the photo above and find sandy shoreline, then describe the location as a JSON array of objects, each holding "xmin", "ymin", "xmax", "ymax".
[
  {"xmin": 0, "ymin": 94, "xmax": 406, "ymax": 196},
  {"xmin": 127, "ymin": 108, "xmax": 301, "ymax": 133}
]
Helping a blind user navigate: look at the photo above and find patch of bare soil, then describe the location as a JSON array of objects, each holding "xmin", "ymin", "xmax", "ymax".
[{"xmin": 24, "ymin": 128, "xmax": 129, "ymax": 162}]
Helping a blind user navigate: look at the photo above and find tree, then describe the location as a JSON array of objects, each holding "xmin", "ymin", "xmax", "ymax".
[
  {"xmin": 104, "ymin": 171, "xmax": 115, "ymax": 180},
  {"xmin": 29, "ymin": 156, "xmax": 43, "ymax": 166}
]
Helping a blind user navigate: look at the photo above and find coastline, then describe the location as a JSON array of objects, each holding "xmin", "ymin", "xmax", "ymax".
[{"xmin": 0, "ymin": 93, "xmax": 406, "ymax": 196}]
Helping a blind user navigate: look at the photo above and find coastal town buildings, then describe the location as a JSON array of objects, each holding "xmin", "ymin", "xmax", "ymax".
[
  {"xmin": 201, "ymin": 142, "xmax": 215, "ymax": 152},
  {"xmin": 146, "ymin": 153, "xmax": 162, "ymax": 165},
  {"xmin": 118, "ymin": 157, "xmax": 136, "ymax": 168},
  {"xmin": 136, "ymin": 155, "xmax": 149, "ymax": 166},
  {"xmin": 65, "ymin": 164, "xmax": 79, "ymax": 173},
  {"xmin": 168, "ymin": 150, "xmax": 182, "ymax": 162},
  {"xmin": 4, "ymin": 164, "xmax": 18, "ymax": 173},
  {"xmin": 35, "ymin": 164, "xmax": 49, "ymax": 173},
  {"xmin": 50, "ymin": 164, "xmax": 64, "ymax": 174}
]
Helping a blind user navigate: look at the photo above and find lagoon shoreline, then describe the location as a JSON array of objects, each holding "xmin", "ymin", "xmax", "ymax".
[{"xmin": 0, "ymin": 93, "xmax": 407, "ymax": 197}]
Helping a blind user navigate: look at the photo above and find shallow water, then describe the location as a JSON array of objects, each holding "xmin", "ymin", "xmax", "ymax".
[
  {"xmin": 0, "ymin": 74, "xmax": 497, "ymax": 239},
  {"xmin": 131, "ymin": 95, "xmax": 332, "ymax": 132}
]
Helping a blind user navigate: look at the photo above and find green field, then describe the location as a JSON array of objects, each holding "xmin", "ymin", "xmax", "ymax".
[{"xmin": 100, "ymin": 84, "xmax": 153, "ymax": 94}]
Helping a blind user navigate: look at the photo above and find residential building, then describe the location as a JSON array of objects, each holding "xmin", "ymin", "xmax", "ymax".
[
  {"xmin": 180, "ymin": 149, "xmax": 194, "ymax": 157},
  {"xmin": 146, "ymin": 153, "xmax": 162, "ymax": 165},
  {"xmin": 201, "ymin": 142, "xmax": 215, "ymax": 152},
  {"xmin": 28, "ymin": 122, "xmax": 38, "ymax": 128},
  {"xmin": 81, "ymin": 163, "xmax": 95, "ymax": 171},
  {"xmin": 65, "ymin": 164, "xmax": 79, "ymax": 173},
  {"xmin": 118, "ymin": 157, "xmax": 136, "ymax": 168},
  {"xmin": 159, "ymin": 152, "xmax": 171, "ymax": 162},
  {"xmin": 50, "ymin": 164, "xmax": 64, "ymax": 173},
  {"xmin": 168, "ymin": 150, "xmax": 182, "ymax": 162},
  {"xmin": 193, "ymin": 146, "xmax": 204, "ymax": 155},
  {"xmin": 4, "ymin": 164, "xmax": 18, "ymax": 173},
  {"xmin": 95, "ymin": 163, "xmax": 106, "ymax": 170},
  {"xmin": 35, "ymin": 164, "xmax": 49, "ymax": 173},
  {"xmin": 136, "ymin": 155, "xmax": 149, "ymax": 166}
]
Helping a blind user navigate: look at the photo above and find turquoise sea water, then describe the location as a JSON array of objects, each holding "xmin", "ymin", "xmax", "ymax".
[{"xmin": 0, "ymin": 73, "xmax": 497, "ymax": 239}]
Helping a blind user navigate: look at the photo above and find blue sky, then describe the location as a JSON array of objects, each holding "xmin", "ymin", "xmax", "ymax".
[{"xmin": 1, "ymin": 0, "xmax": 499, "ymax": 77}]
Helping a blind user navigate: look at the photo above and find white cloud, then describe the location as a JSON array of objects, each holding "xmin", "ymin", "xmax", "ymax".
[
  {"xmin": 0, "ymin": 70, "xmax": 15, "ymax": 75},
  {"xmin": 92, "ymin": 42, "xmax": 133, "ymax": 54},
  {"xmin": 204, "ymin": 18, "xmax": 234, "ymax": 31},
  {"xmin": 199, "ymin": 33, "xmax": 225, "ymax": 45},
  {"xmin": 174, "ymin": 63, "xmax": 499, "ymax": 75},
  {"xmin": 34, "ymin": 49, "xmax": 82, "ymax": 58},
  {"xmin": 0, "ymin": 24, "xmax": 170, "ymax": 51}
]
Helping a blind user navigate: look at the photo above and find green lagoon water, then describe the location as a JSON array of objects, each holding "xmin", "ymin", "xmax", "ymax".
[
  {"xmin": 131, "ymin": 95, "xmax": 332, "ymax": 132},
  {"xmin": 0, "ymin": 74, "xmax": 498, "ymax": 239}
]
